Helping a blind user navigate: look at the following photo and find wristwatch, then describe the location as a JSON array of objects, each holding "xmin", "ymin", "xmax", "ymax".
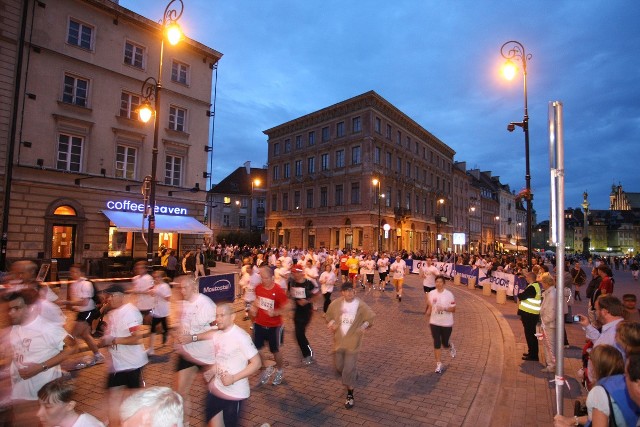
[
  {"xmin": 192, "ymin": 335, "xmax": 198, "ymax": 342},
  {"xmin": 41, "ymin": 363, "xmax": 48, "ymax": 372}
]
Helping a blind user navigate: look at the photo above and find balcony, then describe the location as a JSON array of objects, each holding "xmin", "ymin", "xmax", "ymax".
[{"xmin": 394, "ymin": 207, "xmax": 411, "ymax": 219}]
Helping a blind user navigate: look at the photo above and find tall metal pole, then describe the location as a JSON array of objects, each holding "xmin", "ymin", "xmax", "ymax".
[{"xmin": 501, "ymin": 40, "xmax": 533, "ymax": 268}]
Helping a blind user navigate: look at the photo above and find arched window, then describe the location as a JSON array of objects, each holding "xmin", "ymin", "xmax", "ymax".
[{"xmin": 53, "ymin": 205, "xmax": 77, "ymax": 216}]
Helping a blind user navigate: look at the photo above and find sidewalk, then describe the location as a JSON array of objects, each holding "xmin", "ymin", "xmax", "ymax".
[{"xmin": 67, "ymin": 262, "xmax": 637, "ymax": 426}]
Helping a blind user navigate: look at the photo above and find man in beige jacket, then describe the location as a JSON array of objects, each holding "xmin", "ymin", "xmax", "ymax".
[{"xmin": 326, "ymin": 282, "xmax": 376, "ymax": 410}]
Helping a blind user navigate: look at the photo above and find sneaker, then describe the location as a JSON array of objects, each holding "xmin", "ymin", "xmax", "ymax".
[
  {"xmin": 435, "ymin": 362, "xmax": 443, "ymax": 374},
  {"xmin": 93, "ymin": 353, "xmax": 105, "ymax": 364},
  {"xmin": 398, "ymin": 296, "xmax": 402, "ymax": 302},
  {"xmin": 303, "ymin": 356, "xmax": 314, "ymax": 366},
  {"xmin": 272, "ymin": 369, "xmax": 284, "ymax": 385},
  {"xmin": 259, "ymin": 366, "xmax": 275, "ymax": 385},
  {"xmin": 449, "ymin": 343, "xmax": 456, "ymax": 359},
  {"xmin": 344, "ymin": 395, "xmax": 354, "ymax": 409}
]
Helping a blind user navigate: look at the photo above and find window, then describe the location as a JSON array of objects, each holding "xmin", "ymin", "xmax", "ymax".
[
  {"xmin": 335, "ymin": 149, "xmax": 345, "ymax": 168},
  {"xmin": 416, "ymin": 195, "xmax": 420, "ymax": 213},
  {"xmin": 223, "ymin": 214, "xmax": 230, "ymax": 227},
  {"xmin": 124, "ymin": 41, "xmax": 144, "ymax": 68},
  {"xmin": 294, "ymin": 191, "xmax": 300, "ymax": 209},
  {"xmin": 283, "ymin": 163, "xmax": 290, "ymax": 179},
  {"xmin": 351, "ymin": 146, "xmax": 361, "ymax": 165},
  {"xmin": 406, "ymin": 136, "xmax": 411, "ymax": 149},
  {"xmin": 67, "ymin": 19, "xmax": 93, "ymax": 50},
  {"xmin": 271, "ymin": 194, "xmax": 277, "ymax": 212},
  {"xmin": 307, "ymin": 157, "xmax": 315, "ymax": 174},
  {"xmin": 165, "ymin": 155, "xmax": 182, "ymax": 186},
  {"xmin": 282, "ymin": 193, "xmax": 289, "ymax": 210},
  {"xmin": 295, "ymin": 160, "xmax": 302, "ymax": 177},
  {"xmin": 257, "ymin": 198, "xmax": 265, "ymax": 208},
  {"xmin": 308, "ymin": 131, "xmax": 315, "ymax": 146},
  {"xmin": 374, "ymin": 146, "xmax": 381, "ymax": 164},
  {"xmin": 57, "ymin": 134, "xmax": 83, "ymax": 172},
  {"xmin": 397, "ymin": 130, "xmax": 402, "ymax": 145},
  {"xmin": 406, "ymin": 161, "xmax": 411, "ymax": 177},
  {"xmin": 295, "ymin": 135, "xmax": 302, "ymax": 149},
  {"xmin": 306, "ymin": 189, "xmax": 314, "ymax": 208},
  {"xmin": 171, "ymin": 60, "xmax": 189, "ymax": 85},
  {"xmin": 119, "ymin": 92, "xmax": 141, "ymax": 120},
  {"xmin": 273, "ymin": 143, "xmax": 280, "ymax": 156},
  {"xmin": 239, "ymin": 216, "xmax": 246, "ymax": 228},
  {"xmin": 386, "ymin": 186, "xmax": 392, "ymax": 207},
  {"xmin": 396, "ymin": 157, "xmax": 402, "ymax": 174},
  {"xmin": 320, "ymin": 187, "xmax": 328, "ymax": 207},
  {"xmin": 284, "ymin": 139, "xmax": 291, "ymax": 153},
  {"xmin": 336, "ymin": 121, "xmax": 345, "ymax": 137},
  {"xmin": 63, "ymin": 74, "xmax": 89, "ymax": 107},
  {"xmin": 386, "ymin": 124, "xmax": 392, "ymax": 139},
  {"xmin": 396, "ymin": 190, "xmax": 402, "ymax": 208},
  {"xmin": 115, "ymin": 145, "xmax": 137, "ymax": 179},
  {"xmin": 374, "ymin": 117, "xmax": 381, "ymax": 133},
  {"xmin": 352, "ymin": 116, "xmax": 361, "ymax": 133},
  {"xmin": 335, "ymin": 184, "xmax": 344, "ymax": 206},
  {"xmin": 322, "ymin": 126, "xmax": 330, "ymax": 142},
  {"xmin": 386, "ymin": 151, "xmax": 392, "ymax": 169},
  {"xmin": 321, "ymin": 153, "xmax": 329, "ymax": 171},
  {"xmin": 272, "ymin": 165, "xmax": 280, "ymax": 180},
  {"xmin": 351, "ymin": 182, "xmax": 360, "ymax": 204},
  {"xmin": 406, "ymin": 193, "xmax": 411, "ymax": 210},
  {"xmin": 168, "ymin": 106, "xmax": 187, "ymax": 132}
]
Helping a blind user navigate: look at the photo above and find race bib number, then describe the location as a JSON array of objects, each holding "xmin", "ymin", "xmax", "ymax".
[
  {"xmin": 258, "ymin": 297, "xmax": 275, "ymax": 311},
  {"xmin": 291, "ymin": 287, "xmax": 306, "ymax": 299},
  {"xmin": 341, "ymin": 313, "xmax": 355, "ymax": 326}
]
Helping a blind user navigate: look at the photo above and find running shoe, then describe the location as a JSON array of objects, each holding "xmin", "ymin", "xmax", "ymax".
[
  {"xmin": 344, "ymin": 395, "xmax": 354, "ymax": 409},
  {"xmin": 303, "ymin": 356, "xmax": 314, "ymax": 366},
  {"xmin": 259, "ymin": 366, "xmax": 275, "ymax": 385},
  {"xmin": 93, "ymin": 353, "xmax": 105, "ymax": 364},
  {"xmin": 272, "ymin": 369, "xmax": 284, "ymax": 385},
  {"xmin": 449, "ymin": 343, "xmax": 456, "ymax": 359},
  {"xmin": 435, "ymin": 362, "xmax": 443, "ymax": 374}
]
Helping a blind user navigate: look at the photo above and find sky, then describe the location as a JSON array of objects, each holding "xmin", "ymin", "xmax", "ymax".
[{"xmin": 120, "ymin": 0, "xmax": 640, "ymax": 222}]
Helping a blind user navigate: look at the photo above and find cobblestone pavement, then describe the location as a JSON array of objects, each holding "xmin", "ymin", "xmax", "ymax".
[{"xmin": 67, "ymin": 261, "xmax": 639, "ymax": 426}]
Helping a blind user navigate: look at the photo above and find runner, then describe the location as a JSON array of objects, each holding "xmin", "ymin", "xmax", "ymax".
[
  {"xmin": 425, "ymin": 276, "xmax": 456, "ymax": 374},
  {"xmin": 289, "ymin": 264, "xmax": 316, "ymax": 365},
  {"xmin": 390, "ymin": 255, "xmax": 407, "ymax": 302},
  {"xmin": 376, "ymin": 253, "xmax": 390, "ymax": 291},
  {"xmin": 419, "ymin": 258, "xmax": 440, "ymax": 309}
]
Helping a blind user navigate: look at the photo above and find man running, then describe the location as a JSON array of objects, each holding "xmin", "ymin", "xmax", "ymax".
[
  {"xmin": 290, "ymin": 264, "xmax": 316, "ymax": 365},
  {"xmin": 425, "ymin": 276, "xmax": 456, "ymax": 373},
  {"xmin": 419, "ymin": 258, "xmax": 440, "ymax": 309},
  {"xmin": 390, "ymin": 256, "xmax": 407, "ymax": 302}
]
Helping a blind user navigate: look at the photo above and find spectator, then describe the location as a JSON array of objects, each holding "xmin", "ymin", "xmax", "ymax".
[
  {"xmin": 37, "ymin": 377, "xmax": 104, "ymax": 426},
  {"xmin": 120, "ymin": 387, "xmax": 184, "ymax": 427},
  {"xmin": 622, "ymin": 294, "xmax": 640, "ymax": 322}
]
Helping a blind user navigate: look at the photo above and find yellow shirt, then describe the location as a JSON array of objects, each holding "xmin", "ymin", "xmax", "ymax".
[{"xmin": 347, "ymin": 258, "xmax": 360, "ymax": 274}]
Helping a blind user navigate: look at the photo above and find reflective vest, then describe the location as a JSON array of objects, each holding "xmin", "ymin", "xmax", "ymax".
[{"xmin": 519, "ymin": 282, "xmax": 542, "ymax": 314}]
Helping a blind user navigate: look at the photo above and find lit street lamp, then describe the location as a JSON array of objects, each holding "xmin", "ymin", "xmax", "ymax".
[
  {"xmin": 435, "ymin": 196, "xmax": 445, "ymax": 254},
  {"xmin": 468, "ymin": 205, "xmax": 476, "ymax": 253},
  {"xmin": 139, "ymin": 0, "xmax": 184, "ymax": 263},
  {"xmin": 250, "ymin": 178, "xmax": 260, "ymax": 235},
  {"xmin": 372, "ymin": 178, "xmax": 382, "ymax": 254},
  {"xmin": 494, "ymin": 215, "xmax": 500, "ymax": 254},
  {"xmin": 501, "ymin": 40, "xmax": 533, "ymax": 267}
]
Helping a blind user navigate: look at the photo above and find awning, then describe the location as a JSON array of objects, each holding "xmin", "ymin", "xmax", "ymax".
[{"xmin": 103, "ymin": 210, "xmax": 211, "ymax": 234}]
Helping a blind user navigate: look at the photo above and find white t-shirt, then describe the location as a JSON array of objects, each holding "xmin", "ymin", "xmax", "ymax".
[
  {"xmin": 9, "ymin": 315, "xmax": 68, "ymax": 400},
  {"xmin": 72, "ymin": 413, "xmax": 105, "ymax": 427},
  {"xmin": 390, "ymin": 260, "xmax": 406, "ymax": 279},
  {"xmin": 586, "ymin": 385, "xmax": 627, "ymax": 426},
  {"xmin": 420, "ymin": 264, "xmax": 440, "ymax": 288},
  {"xmin": 71, "ymin": 278, "xmax": 96, "ymax": 312},
  {"xmin": 340, "ymin": 299, "xmax": 360, "ymax": 336},
  {"xmin": 319, "ymin": 271, "xmax": 337, "ymax": 294},
  {"xmin": 38, "ymin": 299, "xmax": 66, "ymax": 326},
  {"xmin": 133, "ymin": 274, "xmax": 154, "ymax": 311},
  {"xmin": 106, "ymin": 303, "xmax": 148, "ymax": 372},
  {"xmin": 428, "ymin": 289, "xmax": 456, "ymax": 327},
  {"xmin": 362, "ymin": 260, "xmax": 376, "ymax": 275},
  {"xmin": 151, "ymin": 283, "xmax": 172, "ymax": 318},
  {"xmin": 180, "ymin": 294, "xmax": 216, "ymax": 364},
  {"xmin": 377, "ymin": 257, "xmax": 389, "ymax": 273},
  {"xmin": 208, "ymin": 324, "xmax": 259, "ymax": 399},
  {"xmin": 274, "ymin": 267, "xmax": 289, "ymax": 291}
]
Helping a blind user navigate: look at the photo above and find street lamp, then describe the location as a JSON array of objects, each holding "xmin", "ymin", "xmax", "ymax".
[
  {"xmin": 435, "ymin": 196, "xmax": 445, "ymax": 254},
  {"xmin": 494, "ymin": 215, "xmax": 500, "ymax": 254},
  {"xmin": 250, "ymin": 178, "xmax": 261, "ymax": 236},
  {"xmin": 139, "ymin": 0, "xmax": 184, "ymax": 263},
  {"xmin": 468, "ymin": 205, "xmax": 476, "ymax": 253},
  {"xmin": 372, "ymin": 178, "xmax": 382, "ymax": 254},
  {"xmin": 501, "ymin": 40, "xmax": 533, "ymax": 267}
]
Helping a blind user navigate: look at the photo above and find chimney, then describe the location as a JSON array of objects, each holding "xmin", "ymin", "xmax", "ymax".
[{"xmin": 244, "ymin": 161, "xmax": 251, "ymax": 174}]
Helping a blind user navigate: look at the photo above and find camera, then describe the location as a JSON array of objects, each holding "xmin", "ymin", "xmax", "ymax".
[{"xmin": 573, "ymin": 315, "xmax": 581, "ymax": 322}]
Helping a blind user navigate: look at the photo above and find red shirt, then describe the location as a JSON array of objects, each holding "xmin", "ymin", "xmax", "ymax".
[
  {"xmin": 598, "ymin": 276, "xmax": 614, "ymax": 295},
  {"xmin": 254, "ymin": 283, "xmax": 288, "ymax": 327},
  {"xmin": 339, "ymin": 256, "xmax": 349, "ymax": 271}
]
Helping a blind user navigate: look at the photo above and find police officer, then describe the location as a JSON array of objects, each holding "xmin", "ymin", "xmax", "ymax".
[{"xmin": 518, "ymin": 271, "xmax": 542, "ymax": 361}]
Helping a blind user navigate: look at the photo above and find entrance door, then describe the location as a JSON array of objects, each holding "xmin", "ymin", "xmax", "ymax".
[{"xmin": 52, "ymin": 224, "xmax": 76, "ymax": 271}]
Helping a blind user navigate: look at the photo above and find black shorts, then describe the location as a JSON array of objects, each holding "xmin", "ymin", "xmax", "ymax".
[
  {"xmin": 378, "ymin": 271, "xmax": 388, "ymax": 280},
  {"xmin": 366, "ymin": 274, "xmax": 374, "ymax": 284},
  {"xmin": 176, "ymin": 354, "xmax": 206, "ymax": 371},
  {"xmin": 423, "ymin": 286, "xmax": 436, "ymax": 293},
  {"xmin": 430, "ymin": 324, "xmax": 453, "ymax": 349},
  {"xmin": 253, "ymin": 324, "xmax": 284, "ymax": 353},
  {"xmin": 139, "ymin": 309, "xmax": 152, "ymax": 316},
  {"xmin": 340, "ymin": 269, "xmax": 349, "ymax": 277},
  {"xmin": 76, "ymin": 309, "xmax": 97, "ymax": 323},
  {"xmin": 205, "ymin": 393, "xmax": 244, "ymax": 427},
  {"xmin": 107, "ymin": 367, "xmax": 143, "ymax": 389}
]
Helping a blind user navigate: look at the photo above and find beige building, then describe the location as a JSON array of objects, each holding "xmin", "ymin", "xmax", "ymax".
[
  {"xmin": 2, "ymin": 0, "xmax": 221, "ymax": 271},
  {"xmin": 263, "ymin": 91, "xmax": 455, "ymax": 253}
]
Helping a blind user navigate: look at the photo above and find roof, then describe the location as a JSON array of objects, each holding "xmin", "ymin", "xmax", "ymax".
[{"xmin": 210, "ymin": 167, "xmax": 267, "ymax": 195}]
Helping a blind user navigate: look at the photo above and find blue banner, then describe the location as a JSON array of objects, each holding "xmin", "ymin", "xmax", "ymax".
[{"xmin": 198, "ymin": 274, "xmax": 236, "ymax": 303}]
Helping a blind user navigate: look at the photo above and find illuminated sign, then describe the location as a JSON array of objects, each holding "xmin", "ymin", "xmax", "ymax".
[{"xmin": 106, "ymin": 200, "xmax": 187, "ymax": 215}]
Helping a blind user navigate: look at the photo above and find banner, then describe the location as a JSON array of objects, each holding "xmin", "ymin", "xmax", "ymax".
[
  {"xmin": 410, "ymin": 261, "xmax": 455, "ymax": 278},
  {"xmin": 198, "ymin": 273, "xmax": 235, "ymax": 303}
]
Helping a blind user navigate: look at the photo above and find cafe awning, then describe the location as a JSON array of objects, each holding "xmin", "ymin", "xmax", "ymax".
[{"xmin": 102, "ymin": 210, "xmax": 211, "ymax": 234}]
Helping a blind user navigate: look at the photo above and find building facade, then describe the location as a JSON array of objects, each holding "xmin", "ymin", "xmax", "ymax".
[
  {"xmin": 263, "ymin": 91, "xmax": 455, "ymax": 253},
  {"xmin": 2, "ymin": 0, "xmax": 221, "ymax": 271}
]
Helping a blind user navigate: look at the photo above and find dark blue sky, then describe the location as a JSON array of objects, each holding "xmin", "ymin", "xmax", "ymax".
[{"xmin": 120, "ymin": 1, "xmax": 640, "ymax": 221}]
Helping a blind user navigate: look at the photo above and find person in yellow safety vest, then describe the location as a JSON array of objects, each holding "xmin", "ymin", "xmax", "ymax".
[{"xmin": 518, "ymin": 271, "xmax": 542, "ymax": 361}]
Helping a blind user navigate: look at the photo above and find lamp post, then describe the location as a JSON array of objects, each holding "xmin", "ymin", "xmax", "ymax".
[
  {"xmin": 372, "ymin": 178, "xmax": 382, "ymax": 254},
  {"xmin": 501, "ymin": 40, "xmax": 532, "ymax": 267},
  {"xmin": 138, "ymin": 0, "xmax": 184, "ymax": 263},
  {"xmin": 435, "ymin": 196, "xmax": 445, "ymax": 254},
  {"xmin": 250, "ymin": 178, "xmax": 260, "ymax": 238},
  {"xmin": 468, "ymin": 205, "xmax": 476, "ymax": 253},
  {"xmin": 494, "ymin": 215, "xmax": 500, "ymax": 254}
]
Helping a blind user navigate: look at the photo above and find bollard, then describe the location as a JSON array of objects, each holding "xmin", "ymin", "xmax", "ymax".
[
  {"xmin": 453, "ymin": 275, "xmax": 461, "ymax": 286},
  {"xmin": 467, "ymin": 276, "xmax": 476, "ymax": 290},
  {"xmin": 482, "ymin": 282, "xmax": 492, "ymax": 296},
  {"xmin": 496, "ymin": 288, "xmax": 507, "ymax": 304}
]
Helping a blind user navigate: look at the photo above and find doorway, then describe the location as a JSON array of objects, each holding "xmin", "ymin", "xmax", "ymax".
[{"xmin": 52, "ymin": 224, "xmax": 76, "ymax": 271}]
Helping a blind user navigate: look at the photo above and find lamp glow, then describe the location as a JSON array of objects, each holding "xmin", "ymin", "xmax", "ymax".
[
  {"xmin": 139, "ymin": 103, "xmax": 153, "ymax": 123},
  {"xmin": 166, "ymin": 23, "xmax": 182, "ymax": 45},
  {"xmin": 502, "ymin": 60, "xmax": 517, "ymax": 80}
]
